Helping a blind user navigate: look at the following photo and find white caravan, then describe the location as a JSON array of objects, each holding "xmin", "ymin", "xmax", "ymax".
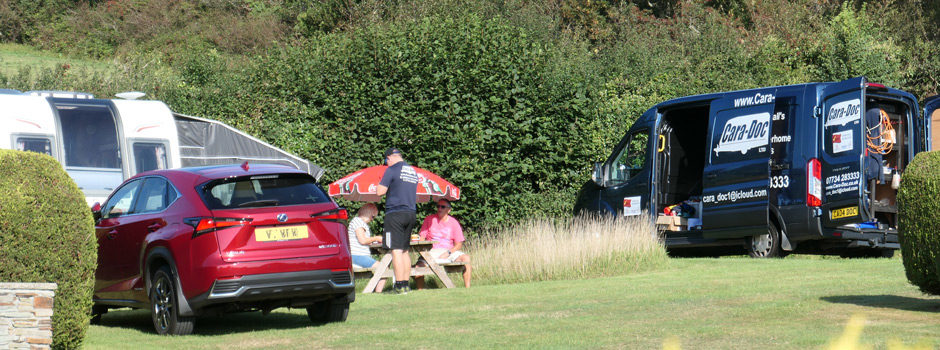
[{"xmin": 0, "ymin": 90, "xmax": 323, "ymax": 205}]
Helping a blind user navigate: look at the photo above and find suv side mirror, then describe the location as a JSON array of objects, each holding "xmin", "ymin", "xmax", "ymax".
[
  {"xmin": 592, "ymin": 162, "xmax": 607, "ymax": 187},
  {"xmin": 91, "ymin": 202, "xmax": 102, "ymax": 222}
]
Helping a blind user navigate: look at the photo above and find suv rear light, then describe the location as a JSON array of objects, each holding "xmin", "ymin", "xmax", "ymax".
[
  {"xmin": 865, "ymin": 82, "xmax": 887, "ymax": 90},
  {"xmin": 807, "ymin": 158, "xmax": 822, "ymax": 207},
  {"xmin": 311, "ymin": 208, "xmax": 348, "ymax": 222},
  {"xmin": 184, "ymin": 217, "xmax": 253, "ymax": 238}
]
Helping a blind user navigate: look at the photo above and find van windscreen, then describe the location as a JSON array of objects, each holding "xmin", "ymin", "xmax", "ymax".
[{"xmin": 199, "ymin": 173, "xmax": 331, "ymax": 209}]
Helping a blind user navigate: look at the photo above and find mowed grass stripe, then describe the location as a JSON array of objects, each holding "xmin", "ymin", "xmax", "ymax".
[{"xmin": 85, "ymin": 258, "xmax": 938, "ymax": 349}]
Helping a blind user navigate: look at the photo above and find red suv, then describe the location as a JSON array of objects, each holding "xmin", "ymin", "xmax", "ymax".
[{"xmin": 91, "ymin": 164, "xmax": 354, "ymax": 335}]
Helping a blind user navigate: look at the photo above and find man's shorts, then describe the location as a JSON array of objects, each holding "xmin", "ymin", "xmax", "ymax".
[{"xmin": 383, "ymin": 210, "xmax": 416, "ymax": 251}]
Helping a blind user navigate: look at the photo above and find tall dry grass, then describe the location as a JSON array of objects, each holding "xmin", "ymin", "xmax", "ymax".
[{"xmin": 468, "ymin": 215, "xmax": 668, "ymax": 285}]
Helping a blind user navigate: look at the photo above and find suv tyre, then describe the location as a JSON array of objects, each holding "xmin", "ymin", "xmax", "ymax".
[
  {"xmin": 150, "ymin": 266, "xmax": 194, "ymax": 335},
  {"xmin": 306, "ymin": 298, "xmax": 349, "ymax": 324}
]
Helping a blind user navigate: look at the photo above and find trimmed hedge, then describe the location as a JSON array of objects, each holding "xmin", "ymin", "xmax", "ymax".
[
  {"xmin": 0, "ymin": 150, "xmax": 97, "ymax": 349},
  {"xmin": 243, "ymin": 14, "xmax": 603, "ymax": 231},
  {"xmin": 897, "ymin": 151, "xmax": 940, "ymax": 295}
]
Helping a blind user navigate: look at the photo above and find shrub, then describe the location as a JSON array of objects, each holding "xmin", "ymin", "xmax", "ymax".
[
  {"xmin": 0, "ymin": 150, "xmax": 97, "ymax": 349},
  {"xmin": 245, "ymin": 14, "xmax": 604, "ymax": 233},
  {"xmin": 897, "ymin": 151, "xmax": 940, "ymax": 295},
  {"xmin": 469, "ymin": 215, "xmax": 667, "ymax": 285}
]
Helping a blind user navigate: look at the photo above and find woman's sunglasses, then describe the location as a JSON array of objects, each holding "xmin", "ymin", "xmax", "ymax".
[{"xmin": 438, "ymin": 205, "xmax": 451, "ymax": 209}]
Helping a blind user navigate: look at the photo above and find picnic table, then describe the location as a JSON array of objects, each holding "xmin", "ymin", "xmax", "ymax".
[{"xmin": 358, "ymin": 240, "xmax": 464, "ymax": 293}]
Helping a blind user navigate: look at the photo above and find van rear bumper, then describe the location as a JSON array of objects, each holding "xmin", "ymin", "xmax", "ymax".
[{"xmin": 821, "ymin": 227, "xmax": 899, "ymax": 249}]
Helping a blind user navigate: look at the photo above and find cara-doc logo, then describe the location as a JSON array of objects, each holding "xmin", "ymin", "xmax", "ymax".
[
  {"xmin": 714, "ymin": 112, "xmax": 770, "ymax": 155},
  {"xmin": 825, "ymin": 99, "xmax": 861, "ymax": 127}
]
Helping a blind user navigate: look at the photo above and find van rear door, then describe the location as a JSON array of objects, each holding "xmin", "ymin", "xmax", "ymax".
[
  {"xmin": 701, "ymin": 92, "xmax": 774, "ymax": 238},
  {"xmin": 818, "ymin": 77, "xmax": 869, "ymax": 226},
  {"xmin": 924, "ymin": 95, "xmax": 940, "ymax": 151}
]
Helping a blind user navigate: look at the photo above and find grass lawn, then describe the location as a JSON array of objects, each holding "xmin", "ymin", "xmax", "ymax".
[
  {"xmin": 0, "ymin": 43, "xmax": 115, "ymax": 77},
  {"xmin": 85, "ymin": 257, "xmax": 938, "ymax": 349}
]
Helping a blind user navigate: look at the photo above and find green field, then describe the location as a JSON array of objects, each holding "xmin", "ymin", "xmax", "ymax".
[
  {"xmin": 0, "ymin": 43, "xmax": 115, "ymax": 77},
  {"xmin": 85, "ymin": 257, "xmax": 938, "ymax": 349}
]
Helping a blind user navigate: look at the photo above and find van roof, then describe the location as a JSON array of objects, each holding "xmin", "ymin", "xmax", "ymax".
[{"xmin": 652, "ymin": 79, "xmax": 915, "ymax": 111}]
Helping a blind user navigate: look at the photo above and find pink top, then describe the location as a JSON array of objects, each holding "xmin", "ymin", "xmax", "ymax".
[{"xmin": 418, "ymin": 214, "xmax": 465, "ymax": 250}]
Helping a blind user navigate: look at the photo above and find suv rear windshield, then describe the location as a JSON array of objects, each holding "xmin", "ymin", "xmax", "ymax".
[{"xmin": 199, "ymin": 173, "xmax": 331, "ymax": 209}]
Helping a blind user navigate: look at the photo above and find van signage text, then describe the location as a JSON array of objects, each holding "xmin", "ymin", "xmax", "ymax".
[
  {"xmin": 714, "ymin": 112, "xmax": 770, "ymax": 155},
  {"xmin": 825, "ymin": 99, "xmax": 861, "ymax": 127}
]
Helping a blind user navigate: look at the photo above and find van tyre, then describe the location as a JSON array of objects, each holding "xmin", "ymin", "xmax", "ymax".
[
  {"xmin": 306, "ymin": 298, "xmax": 349, "ymax": 324},
  {"xmin": 747, "ymin": 224, "xmax": 784, "ymax": 258},
  {"xmin": 150, "ymin": 266, "xmax": 194, "ymax": 335}
]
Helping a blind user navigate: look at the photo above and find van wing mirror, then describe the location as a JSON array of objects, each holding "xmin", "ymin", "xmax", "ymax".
[{"xmin": 592, "ymin": 162, "xmax": 607, "ymax": 187}]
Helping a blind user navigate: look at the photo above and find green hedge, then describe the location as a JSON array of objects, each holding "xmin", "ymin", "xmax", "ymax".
[
  {"xmin": 897, "ymin": 151, "xmax": 940, "ymax": 295},
  {"xmin": 0, "ymin": 150, "xmax": 97, "ymax": 349},
  {"xmin": 243, "ymin": 14, "xmax": 603, "ymax": 230}
]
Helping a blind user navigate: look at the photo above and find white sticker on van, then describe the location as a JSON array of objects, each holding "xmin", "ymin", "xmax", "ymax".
[
  {"xmin": 832, "ymin": 130, "xmax": 853, "ymax": 153},
  {"xmin": 825, "ymin": 99, "xmax": 862, "ymax": 127},
  {"xmin": 713, "ymin": 112, "xmax": 770, "ymax": 155},
  {"xmin": 623, "ymin": 196, "xmax": 641, "ymax": 216}
]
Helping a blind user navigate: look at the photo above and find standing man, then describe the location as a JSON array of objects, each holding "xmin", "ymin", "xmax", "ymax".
[{"xmin": 376, "ymin": 147, "xmax": 418, "ymax": 294}]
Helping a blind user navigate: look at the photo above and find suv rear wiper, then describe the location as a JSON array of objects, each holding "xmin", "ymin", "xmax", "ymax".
[{"xmin": 237, "ymin": 199, "xmax": 280, "ymax": 208}]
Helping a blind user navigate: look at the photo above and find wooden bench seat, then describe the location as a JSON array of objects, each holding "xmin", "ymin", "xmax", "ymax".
[{"xmin": 353, "ymin": 261, "xmax": 467, "ymax": 279}]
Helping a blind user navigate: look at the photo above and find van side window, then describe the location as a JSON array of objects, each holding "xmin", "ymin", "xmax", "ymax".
[
  {"xmin": 133, "ymin": 142, "xmax": 168, "ymax": 173},
  {"xmin": 609, "ymin": 131, "xmax": 649, "ymax": 183},
  {"xmin": 15, "ymin": 137, "xmax": 52, "ymax": 156}
]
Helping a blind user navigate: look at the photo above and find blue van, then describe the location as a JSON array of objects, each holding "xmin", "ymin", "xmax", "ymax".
[{"xmin": 574, "ymin": 77, "xmax": 940, "ymax": 257}]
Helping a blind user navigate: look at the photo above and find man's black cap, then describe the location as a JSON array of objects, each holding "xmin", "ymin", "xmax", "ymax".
[{"xmin": 384, "ymin": 147, "xmax": 402, "ymax": 158}]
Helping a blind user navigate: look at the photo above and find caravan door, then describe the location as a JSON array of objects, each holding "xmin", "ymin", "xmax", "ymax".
[
  {"xmin": 701, "ymin": 92, "xmax": 774, "ymax": 238},
  {"xmin": 818, "ymin": 77, "xmax": 870, "ymax": 227},
  {"xmin": 924, "ymin": 95, "xmax": 940, "ymax": 151},
  {"xmin": 53, "ymin": 99, "xmax": 124, "ymax": 203}
]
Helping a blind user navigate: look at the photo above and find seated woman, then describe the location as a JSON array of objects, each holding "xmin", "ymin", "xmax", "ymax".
[
  {"xmin": 348, "ymin": 203, "xmax": 386, "ymax": 293},
  {"xmin": 415, "ymin": 199, "xmax": 472, "ymax": 288}
]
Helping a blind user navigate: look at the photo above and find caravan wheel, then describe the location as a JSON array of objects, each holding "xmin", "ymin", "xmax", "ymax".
[{"xmin": 747, "ymin": 224, "xmax": 784, "ymax": 258}]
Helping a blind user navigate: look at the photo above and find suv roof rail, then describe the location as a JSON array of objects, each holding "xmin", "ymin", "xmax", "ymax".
[
  {"xmin": 26, "ymin": 90, "xmax": 95, "ymax": 99},
  {"xmin": 0, "ymin": 89, "xmax": 23, "ymax": 95}
]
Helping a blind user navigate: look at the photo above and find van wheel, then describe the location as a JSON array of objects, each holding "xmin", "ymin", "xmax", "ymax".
[
  {"xmin": 307, "ymin": 298, "xmax": 349, "ymax": 324},
  {"xmin": 150, "ymin": 266, "xmax": 194, "ymax": 335},
  {"xmin": 747, "ymin": 224, "xmax": 783, "ymax": 258}
]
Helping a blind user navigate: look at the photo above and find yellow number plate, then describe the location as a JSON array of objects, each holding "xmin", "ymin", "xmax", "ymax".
[
  {"xmin": 830, "ymin": 206, "xmax": 859, "ymax": 220},
  {"xmin": 255, "ymin": 225, "xmax": 309, "ymax": 242}
]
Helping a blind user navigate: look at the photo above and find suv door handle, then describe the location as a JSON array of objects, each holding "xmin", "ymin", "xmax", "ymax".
[
  {"xmin": 706, "ymin": 173, "xmax": 718, "ymax": 179},
  {"xmin": 107, "ymin": 229, "xmax": 118, "ymax": 240},
  {"xmin": 147, "ymin": 222, "xmax": 164, "ymax": 232}
]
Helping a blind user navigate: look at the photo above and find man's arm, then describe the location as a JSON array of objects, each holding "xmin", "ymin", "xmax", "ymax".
[{"xmin": 376, "ymin": 184, "xmax": 388, "ymax": 196}]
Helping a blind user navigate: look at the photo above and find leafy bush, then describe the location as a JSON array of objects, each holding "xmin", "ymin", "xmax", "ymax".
[
  {"xmin": 0, "ymin": 150, "xmax": 97, "ymax": 349},
  {"xmin": 246, "ymin": 14, "xmax": 603, "ymax": 231},
  {"xmin": 897, "ymin": 151, "xmax": 940, "ymax": 295}
]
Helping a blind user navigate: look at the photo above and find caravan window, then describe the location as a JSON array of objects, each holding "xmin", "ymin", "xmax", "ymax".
[
  {"xmin": 57, "ymin": 105, "xmax": 120, "ymax": 169},
  {"xmin": 608, "ymin": 131, "xmax": 649, "ymax": 184},
  {"xmin": 133, "ymin": 142, "xmax": 168, "ymax": 173},
  {"xmin": 15, "ymin": 137, "xmax": 52, "ymax": 156}
]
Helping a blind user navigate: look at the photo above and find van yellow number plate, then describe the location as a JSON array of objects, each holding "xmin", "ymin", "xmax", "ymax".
[
  {"xmin": 830, "ymin": 206, "xmax": 859, "ymax": 220},
  {"xmin": 255, "ymin": 225, "xmax": 309, "ymax": 242}
]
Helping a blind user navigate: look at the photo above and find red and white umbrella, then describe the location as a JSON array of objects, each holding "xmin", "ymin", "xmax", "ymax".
[{"xmin": 328, "ymin": 165, "xmax": 460, "ymax": 203}]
